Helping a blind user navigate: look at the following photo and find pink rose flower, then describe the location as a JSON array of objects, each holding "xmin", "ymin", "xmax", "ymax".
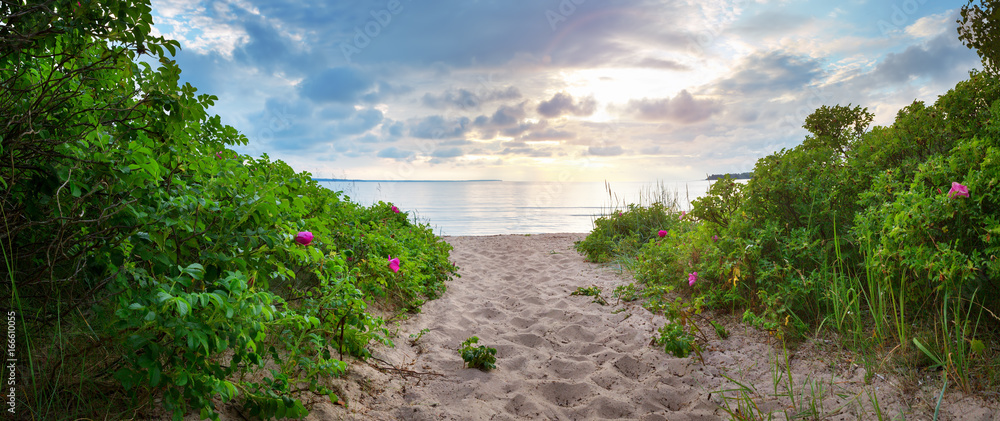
[
  {"xmin": 294, "ymin": 231, "xmax": 313, "ymax": 245},
  {"xmin": 658, "ymin": 230, "xmax": 667, "ymax": 238},
  {"xmin": 391, "ymin": 205, "xmax": 400, "ymax": 213},
  {"xmin": 688, "ymin": 272, "xmax": 698, "ymax": 287},
  {"xmin": 388, "ymin": 255, "xmax": 400, "ymax": 273},
  {"xmin": 947, "ymin": 182, "xmax": 969, "ymax": 198}
]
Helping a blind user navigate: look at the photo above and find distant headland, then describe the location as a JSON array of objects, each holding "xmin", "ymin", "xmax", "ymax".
[{"xmin": 706, "ymin": 172, "xmax": 753, "ymax": 180}]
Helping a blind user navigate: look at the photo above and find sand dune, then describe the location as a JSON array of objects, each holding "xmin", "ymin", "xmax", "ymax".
[{"xmin": 307, "ymin": 233, "xmax": 998, "ymax": 420}]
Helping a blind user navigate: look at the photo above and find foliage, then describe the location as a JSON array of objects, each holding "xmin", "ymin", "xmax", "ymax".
[
  {"xmin": 579, "ymin": 65, "xmax": 1000, "ymax": 390},
  {"xmin": 612, "ymin": 283, "xmax": 639, "ymax": 303},
  {"xmin": 570, "ymin": 285, "xmax": 607, "ymax": 305},
  {"xmin": 458, "ymin": 337, "xmax": 497, "ymax": 371},
  {"xmin": 959, "ymin": 0, "xmax": 1000, "ymax": 75},
  {"xmin": 575, "ymin": 201, "xmax": 680, "ymax": 263},
  {"xmin": 655, "ymin": 323, "xmax": 695, "ymax": 358},
  {"xmin": 0, "ymin": 2, "xmax": 456, "ymax": 419}
]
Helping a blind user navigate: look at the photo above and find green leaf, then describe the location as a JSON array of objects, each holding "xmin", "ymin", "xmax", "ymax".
[
  {"xmin": 913, "ymin": 338, "xmax": 944, "ymax": 368},
  {"xmin": 175, "ymin": 299, "xmax": 189, "ymax": 317},
  {"xmin": 149, "ymin": 365, "xmax": 162, "ymax": 387},
  {"xmin": 971, "ymin": 339, "xmax": 986, "ymax": 354},
  {"xmin": 181, "ymin": 263, "xmax": 206, "ymax": 280}
]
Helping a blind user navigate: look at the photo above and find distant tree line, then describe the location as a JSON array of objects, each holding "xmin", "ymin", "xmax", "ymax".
[{"xmin": 706, "ymin": 172, "xmax": 753, "ymax": 180}]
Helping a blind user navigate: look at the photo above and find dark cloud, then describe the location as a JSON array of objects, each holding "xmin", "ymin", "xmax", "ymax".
[
  {"xmin": 588, "ymin": 145, "xmax": 625, "ymax": 156},
  {"xmin": 299, "ymin": 67, "xmax": 375, "ymax": 103},
  {"xmin": 714, "ymin": 52, "xmax": 824, "ymax": 94},
  {"xmin": 361, "ymin": 81, "xmax": 415, "ymax": 103},
  {"xmin": 231, "ymin": 13, "xmax": 317, "ymax": 76},
  {"xmin": 316, "ymin": 0, "xmax": 691, "ymax": 68},
  {"xmin": 869, "ymin": 33, "xmax": 979, "ymax": 84},
  {"xmin": 335, "ymin": 108, "xmax": 383, "ymax": 135},
  {"xmin": 490, "ymin": 103, "xmax": 527, "ymax": 126},
  {"xmin": 626, "ymin": 90, "xmax": 721, "ymax": 124},
  {"xmin": 422, "ymin": 86, "xmax": 523, "ymax": 109},
  {"xmin": 377, "ymin": 146, "xmax": 413, "ymax": 160},
  {"xmin": 244, "ymin": 98, "xmax": 322, "ymax": 151},
  {"xmin": 501, "ymin": 121, "xmax": 536, "ymax": 137},
  {"xmin": 408, "ymin": 115, "xmax": 471, "ymax": 139},
  {"xmin": 430, "ymin": 147, "xmax": 465, "ymax": 158},
  {"xmin": 171, "ymin": 50, "xmax": 229, "ymax": 99},
  {"xmin": 537, "ymin": 92, "xmax": 597, "ymax": 118}
]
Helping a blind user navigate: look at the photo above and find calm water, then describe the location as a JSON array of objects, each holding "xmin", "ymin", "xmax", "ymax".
[{"xmin": 318, "ymin": 180, "xmax": 719, "ymax": 236}]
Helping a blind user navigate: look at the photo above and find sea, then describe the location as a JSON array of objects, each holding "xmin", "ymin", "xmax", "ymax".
[{"xmin": 317, "ymin": 179, "xmax": 722, "ymax": 236}]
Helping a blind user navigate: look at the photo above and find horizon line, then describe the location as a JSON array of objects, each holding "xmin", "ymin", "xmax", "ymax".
[{"xmin": 314, "ymin": 178, "xmax": 504, "ymax": 182}]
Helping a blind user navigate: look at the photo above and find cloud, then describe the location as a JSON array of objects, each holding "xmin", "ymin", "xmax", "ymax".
[
  {"xmin": 905, "ymin": 10, "xmax": 954, "ymax": 38},
  {"xmin": 377, "ymin": 146, "xmax": 413, "ymax": 160},
  {"xmin": 537, "ymin": 92, "xmax": 597, "ymax": 118},
  {"xmin": 490, "ymin": 103, "xmax": 527, "ymax": 126},
  {"xmin": 422, "ymin": 86, "xmax": 523, "ymax": 109},
  {"xmin": 868, "ymin": 32, "xmax": 978, "ymax": 84},
  {"xmin": 588, "ymin": 145, "xmax": 625, "ymax": 156},
  {"xmin": 361, "ymin": 81, "xmax": 415, "ymax": 103},
  {"xmin": 408, "ymin": 115, "xmax": 471, "ymax": 139},
  {"xmin": 382, "ymin": 120, "xmax": 405, "ymax": 138},
  {"xmin": 626, "ymin": 90, "xmax": 721, "ymax": 124},
  {"xmin": 500, "ymin": 147, "xmax": 553, "ymax": 157},
  {"xmin": 714, "ymin": 52, "xmax": 824, "ymax": 94},
  {"xmin": 635, "ymin": 57, "xmax": 690, "ymax": 70},
  {"xmin": 298, "ymin": 67, "xmax": 375, "ymax": 103},
  {"xmin": 430, "ymin": 147, "xmax": 465, "ymax": 158},
  {"xmin": 335, "ymin": 108, "xmax": 384, "ymax": 135},
  {"xmin": 521, "ymin": 128, "xmax": 575, "ymax": 141}
]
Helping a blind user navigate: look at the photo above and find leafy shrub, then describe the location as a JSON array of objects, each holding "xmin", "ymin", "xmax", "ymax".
[
  {"xmin": 575, "ymin": 202, "xmax": 680, "ymax": 263},
  {"xmin": 458, "ymin": 337, "xmax": 497, "ymax": 371},
  {"xmin": 856, "ymin": 100, "xmax": 1000, "ymax": 310},
  {"xmin": 655, "ymin": 323, "xmax": 695, "ymax": 358},
  {"xmin": 0, "ymin": 2, "xmax": 457, "ymax": 419}
]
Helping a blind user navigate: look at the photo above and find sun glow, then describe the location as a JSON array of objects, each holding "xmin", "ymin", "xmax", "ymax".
[{"xmin": 558, "ymin": 65, "xmax": 725, "ymax": 122}]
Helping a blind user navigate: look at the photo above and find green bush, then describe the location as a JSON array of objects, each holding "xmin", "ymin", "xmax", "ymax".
[
  {"xmin": 575, "ymin": 202, "xmax": 680, "ymax": 263},
  {"xmin": 0, "ymin": 2, "xmax": 456, "ymax": 419},
  {"xmin": 578, "ymin": 68, "xmax": 1000, "ymax": 385}
]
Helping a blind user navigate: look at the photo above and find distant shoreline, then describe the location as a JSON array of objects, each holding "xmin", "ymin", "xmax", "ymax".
[
  {"xmin": 706, "ymin": 172, "xmax": 752, "ymax": 180},
  {"xmin": 314, "ymin": 178, "xmax": 503, "ymax": 182}
]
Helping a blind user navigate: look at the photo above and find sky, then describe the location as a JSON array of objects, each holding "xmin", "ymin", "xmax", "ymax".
[{"xmin": 149, "ymin": 0, "xmax": 983, "ymax": 182}]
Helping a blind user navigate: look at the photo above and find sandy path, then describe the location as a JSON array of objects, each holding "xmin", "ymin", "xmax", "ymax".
[{"xmin": 308, "ymin": 234, "xmax": 998, "ymax": 421}]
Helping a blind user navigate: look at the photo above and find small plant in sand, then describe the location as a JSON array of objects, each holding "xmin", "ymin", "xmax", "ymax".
[
  {"xmin": 409, "ymin": 328, "xmax": 431, "ymax": 345},
  {"xmin": 655, "ymin": 296, "xmax": 710, "ymax": 361},
  {"xmin": 458, "ymin": 337, "xmax": 497, "ymax": 371},
  {"xmin": 655, "ymin": 323, "xmax": 696, "ymax": 358},
  {"xmin": 612, "ymin": 283, "xmax": 639, "ymax": 304},
  {"xmin": 571, "ymin": 285, "xmax": 608, "ymax": 305}
]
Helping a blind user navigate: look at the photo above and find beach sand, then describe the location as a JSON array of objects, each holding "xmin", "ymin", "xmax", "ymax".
[{"xmin": 291, "ymin": 234, "xmax": 998, "ymax": 420}]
